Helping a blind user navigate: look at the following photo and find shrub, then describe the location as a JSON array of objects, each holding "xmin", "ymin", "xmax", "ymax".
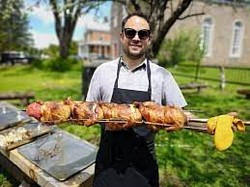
[
  {"xmin": 157, "ymin": 30, "xmax": 204, "ymax": 68},
  {"xmin": 42, "ymin": 57, "xmax": 77, "ymax": 72},
  {"xmin": 31, "ymin": 58, "xmax": 43, "ymax": 69}
]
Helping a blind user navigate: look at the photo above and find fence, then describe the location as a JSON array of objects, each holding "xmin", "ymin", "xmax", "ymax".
[{"xmin": 171, "ymin": 64, "xmax": 250, "ymax": 86}]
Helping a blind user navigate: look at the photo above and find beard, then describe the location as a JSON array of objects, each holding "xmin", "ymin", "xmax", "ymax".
[{"xmin": 123, "ymin": 44, "xmax": 147, "ymax": 60}]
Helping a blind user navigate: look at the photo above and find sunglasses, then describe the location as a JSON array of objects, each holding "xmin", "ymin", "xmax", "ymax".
[{"xmin": 123, "ymin": 28, "xmax": 151, "ymax": 40}]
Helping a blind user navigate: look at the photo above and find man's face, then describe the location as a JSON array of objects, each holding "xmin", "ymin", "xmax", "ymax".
[{"xmin": 120, "ymin": 16, "xmax": 151, "ymax": 60}]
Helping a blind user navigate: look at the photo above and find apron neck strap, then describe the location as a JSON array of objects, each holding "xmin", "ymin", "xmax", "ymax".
[{"xmin": 114, "ymin": 57, "xmax": 151, "ymax": 93}]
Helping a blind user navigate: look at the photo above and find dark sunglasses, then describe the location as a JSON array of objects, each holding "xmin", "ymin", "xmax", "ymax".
[{"xmin": 123, "ymin": 28, "xmax": 151, "ymax": 40}]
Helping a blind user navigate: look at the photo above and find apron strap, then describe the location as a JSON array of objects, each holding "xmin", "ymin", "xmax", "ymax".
[
  {"xmin": 114, "ymin": 57, "xmax": 122, "ymax": 89},
  {"xmin": 146, "ymin": 59, "xmax": 152, "ymax": 94},
  {"xmin": 114, "ymin": 57, "xmax": 152, "ymax": 94}
]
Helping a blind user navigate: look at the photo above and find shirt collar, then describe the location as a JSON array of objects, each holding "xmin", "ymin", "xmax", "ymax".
[{"xmin": 120, "ymin": 57, "xmax": 147, "ymax": 72}]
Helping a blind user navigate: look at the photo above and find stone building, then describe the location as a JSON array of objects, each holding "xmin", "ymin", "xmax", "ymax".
[{"xmin": 110, "ymin": 1, "xmax": 250, "ymax": 67}]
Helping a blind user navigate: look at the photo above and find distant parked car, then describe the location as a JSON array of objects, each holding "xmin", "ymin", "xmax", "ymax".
[{"xmin": 0, "ymin": 51, "xmax": 32, "ymax": 65}]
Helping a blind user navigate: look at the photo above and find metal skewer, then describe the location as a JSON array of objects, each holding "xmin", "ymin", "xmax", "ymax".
[
  {"xmin": 31, "ymin": 117, "xmax": 250, "ymax": 134},
  {"xmin": 188, "ymin": 118, "xmax": 250, "ymax": 125}
]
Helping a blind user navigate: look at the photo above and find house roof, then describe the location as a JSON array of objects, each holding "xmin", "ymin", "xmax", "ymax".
[{"xmin": 85, "ymin": 21, "xmax": 110, "ymax": 32}]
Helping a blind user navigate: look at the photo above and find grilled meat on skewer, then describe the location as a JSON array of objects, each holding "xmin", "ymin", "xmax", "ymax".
[
  {"xmin": 135, "ymin": 101, "xmax": 187, "ymax": 131},
  {"xmin": 71, "ymin": 101, "xmax": 104, "ymax": 126},
  {"xmin": 26, "ymin": 100, "xmax": 186, "ymax": 131},
  {"xmin": 99, "ymin": 103, "xmax": 142, "ymax": 130},
  {"xmin": 26, "ymin": 100, "xmax": 71, "ymax": 124}
]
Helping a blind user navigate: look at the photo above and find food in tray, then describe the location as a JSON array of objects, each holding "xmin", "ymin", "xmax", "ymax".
[
  {"xmin": 25, "ymin": 98, "xmax": 187, "ymax": 130},
  {"xmin": 0, "ymin": 127, "xmax": 30, "ymax": 148}
]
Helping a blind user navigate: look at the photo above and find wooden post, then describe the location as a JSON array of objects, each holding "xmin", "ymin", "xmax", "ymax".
[{"xmin": 219, "ymin": 66, "xmax": 226, "ymax": 91}]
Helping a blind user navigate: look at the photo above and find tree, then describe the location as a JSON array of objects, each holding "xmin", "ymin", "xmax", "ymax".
[
  {"xmin": 123, "ymin": 0, "xmax": 250, "ymax": 58},
  {"xmin": 121, "ymin": 0, "xmax": 205, "ymax": 58},
  {"xmin": 49, "ymin": 0, "xmax": 103, "ymax": 59},
  {"xmin": 35, "ymin": 0, "xmax": 197, "ymax": 59},
  {"xmin": 0, "ymin": 0, "xmax": 33, "ymax": 53}
]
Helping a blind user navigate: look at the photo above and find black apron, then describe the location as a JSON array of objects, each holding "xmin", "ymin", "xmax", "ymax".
[{"xmin": 93, "ymin": 58, "xmax": 159, "ymax": 187}]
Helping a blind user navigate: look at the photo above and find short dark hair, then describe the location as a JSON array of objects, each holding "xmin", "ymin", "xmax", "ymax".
[{"xmin": 121, "ymin": 11, "xmax": 151, "ymax": 32}]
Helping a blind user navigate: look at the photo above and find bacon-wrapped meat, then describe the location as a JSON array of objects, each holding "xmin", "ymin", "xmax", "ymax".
[
  {"xmin": 71, "ymin": 101, "xmax": 104, "ymax": 126},
  {"xmin": 135, "ymin": 101, "xmax": 187, "ymax": 131}
]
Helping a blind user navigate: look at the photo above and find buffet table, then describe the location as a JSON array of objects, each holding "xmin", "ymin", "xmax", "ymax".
[{"xmin": 0, "ymin": 102, "xmax": 96, "ymax": 187}]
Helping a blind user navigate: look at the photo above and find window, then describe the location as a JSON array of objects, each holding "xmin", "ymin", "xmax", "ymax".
[
  {"xmin": 230, "ymin": 21, "xmax": 244, "ymax": 57},
  {"xmin": 201, "ymin": 17, "xmax": 214, "ymax": 57}
]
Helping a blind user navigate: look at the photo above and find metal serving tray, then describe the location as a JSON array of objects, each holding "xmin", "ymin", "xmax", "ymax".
[
  {"xmin": 0, "ymin": 110, "xmax": 31, "ymax": 131},
  {"xmin": 0, "ymin": 106, "xmax": 17, "ymax": 115},
  {"xmin": 0, "ymin": 122, "xmax": 52, "ymax": 156},
  {"xmin": 18, "ymin": 130, "xmax": 97, "ymax": 181}
]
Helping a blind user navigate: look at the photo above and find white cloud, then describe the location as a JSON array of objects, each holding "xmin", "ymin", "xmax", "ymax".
[
  {"xmin": 31, "ymin": 30, "xmax": 58, "ymax": 49},
  {"xmin": 26, "ymin": 3, "xmax": 54, "ymax": 25},
  {"xmin": 77, "ymin": 14, "xmax": 110, "ymax": 31}
]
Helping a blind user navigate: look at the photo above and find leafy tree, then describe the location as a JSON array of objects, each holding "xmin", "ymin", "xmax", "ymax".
[
  {"xmin": 0, "ymin": 0, "xmax": 33, "ymax": 53},
  {"xmin": 69, "ymin": 40, "xmax": 78, "ymax": 56},
  {"xmin": 32, "ymin": 0, "xmax": 250, "ymax": 60},
  {"xmin": 122, "ymin": 0, "xmax": 204, "ymax": 58},
  {"xmin": 49, "ymin": 0, "xmax": 103, "ymax": 59},
  {"xmin": 34, "ymin": 0, "xmax": 194, "ymax": 59},
  {"xmin": 43, "ymin": 44, "xmax": 59, "ymax": 58},
  {"xmin": 42, "ymin": 41, "xmax": 78, "ymax": 58}
]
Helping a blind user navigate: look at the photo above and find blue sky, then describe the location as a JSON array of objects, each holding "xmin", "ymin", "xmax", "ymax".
[{"xmin": 24, "ymin": 1, "xmax": 111, "ymax": 49}]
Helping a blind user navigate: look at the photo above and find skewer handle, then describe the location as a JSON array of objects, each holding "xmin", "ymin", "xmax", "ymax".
[{"xmin": 188, "ymin": 118, "xmax": 250, "ymax": 126}]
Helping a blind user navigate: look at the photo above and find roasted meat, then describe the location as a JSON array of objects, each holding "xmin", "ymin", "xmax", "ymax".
[
  {"xmin": 99, "ymin": 103, "xmax": 142, "ymax": 130},
  {"xmin": 26, "ymin": 100, "xmax": 71, "ymax": 124},
  {"xmin": 40, "ymin": 101, "xmax": 71, "ymax": 124},
  {"xmin": 71, "ymin": 101, "xmax": 104, "ymax": 126},
  {"xmin": 135, "ymin": 101, "xmax": 187, "ymax": 131},
  {"xmin": 26, "ymin": 99, "xmax": 186, "ymax": 131},
  {"xmin": 135, "ymin": 101, "xmax": 165, "ymax": 124},
  {"xmin": 26, "ymin": 101, "xmax": 43, "ymax": 120}
]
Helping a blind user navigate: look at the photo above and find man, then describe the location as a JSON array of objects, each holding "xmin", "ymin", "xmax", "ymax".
[{"xmin": 86, "ymin": 11, "xmax": 187, "ymax": 187}]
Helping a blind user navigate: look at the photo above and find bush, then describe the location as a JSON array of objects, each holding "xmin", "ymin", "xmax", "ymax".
[
  {"xmin": 157, "ymin": 30, "xmax": 204, "ymax": 68},
  {"xmin": 31, "ymin": 58, "xmax": 43, "ymax": 69},
  {"xmin": 43, "ymin": 57, "xmax": 70, "ymax": 72},
  {"xmin": 34, "ymin": 57, "xmax": 79, "ymax": 72}
]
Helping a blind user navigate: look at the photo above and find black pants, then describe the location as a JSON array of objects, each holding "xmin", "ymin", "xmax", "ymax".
[{"xmin": 93, "ymin": 165, "xmax": 159, "ymax": 187}]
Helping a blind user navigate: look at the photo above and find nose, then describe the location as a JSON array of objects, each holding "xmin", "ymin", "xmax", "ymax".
[{"xmin": 132, "ymin": 33, "xmax": 140, "ymax": 40}]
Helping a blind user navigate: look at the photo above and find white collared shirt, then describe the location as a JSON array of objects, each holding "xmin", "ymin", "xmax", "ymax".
[{"xmin": 86, "ymin": 58, "xmax": 187, "ymax": 107}]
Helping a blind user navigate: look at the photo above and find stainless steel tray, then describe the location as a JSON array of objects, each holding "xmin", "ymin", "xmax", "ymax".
[
  {"xmin": 0, "ymin": 110, "xmax": 30, "ymax": 131},
  {"xmin": 18, "ymin": 130, "xmax": 97, "ymax": 181},
  {"xmin": 0, "ymin": 106, "xmax": 17, "ymax": 115},
  {"xmin": 0, "ymin": 122, "xmax": 52, "ymax": 156}
]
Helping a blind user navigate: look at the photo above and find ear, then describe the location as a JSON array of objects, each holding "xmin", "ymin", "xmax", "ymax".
[
  {"xmin": 147, "ymin": 34, "xmax": 152, "ymax": 45},
  {"xmin": 120, "ymin": 32, "xmax": 124, "ymax": 42}
]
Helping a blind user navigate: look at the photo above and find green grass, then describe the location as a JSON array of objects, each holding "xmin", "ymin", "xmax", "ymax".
[{"xmin": 0, "ymin": 63, "xmax": 249, "ymax": 187}]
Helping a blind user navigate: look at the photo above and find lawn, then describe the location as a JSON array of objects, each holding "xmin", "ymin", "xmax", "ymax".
[{"xmin": 0, "ymin": 63, "xmax": 249, "ymax": 187}]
